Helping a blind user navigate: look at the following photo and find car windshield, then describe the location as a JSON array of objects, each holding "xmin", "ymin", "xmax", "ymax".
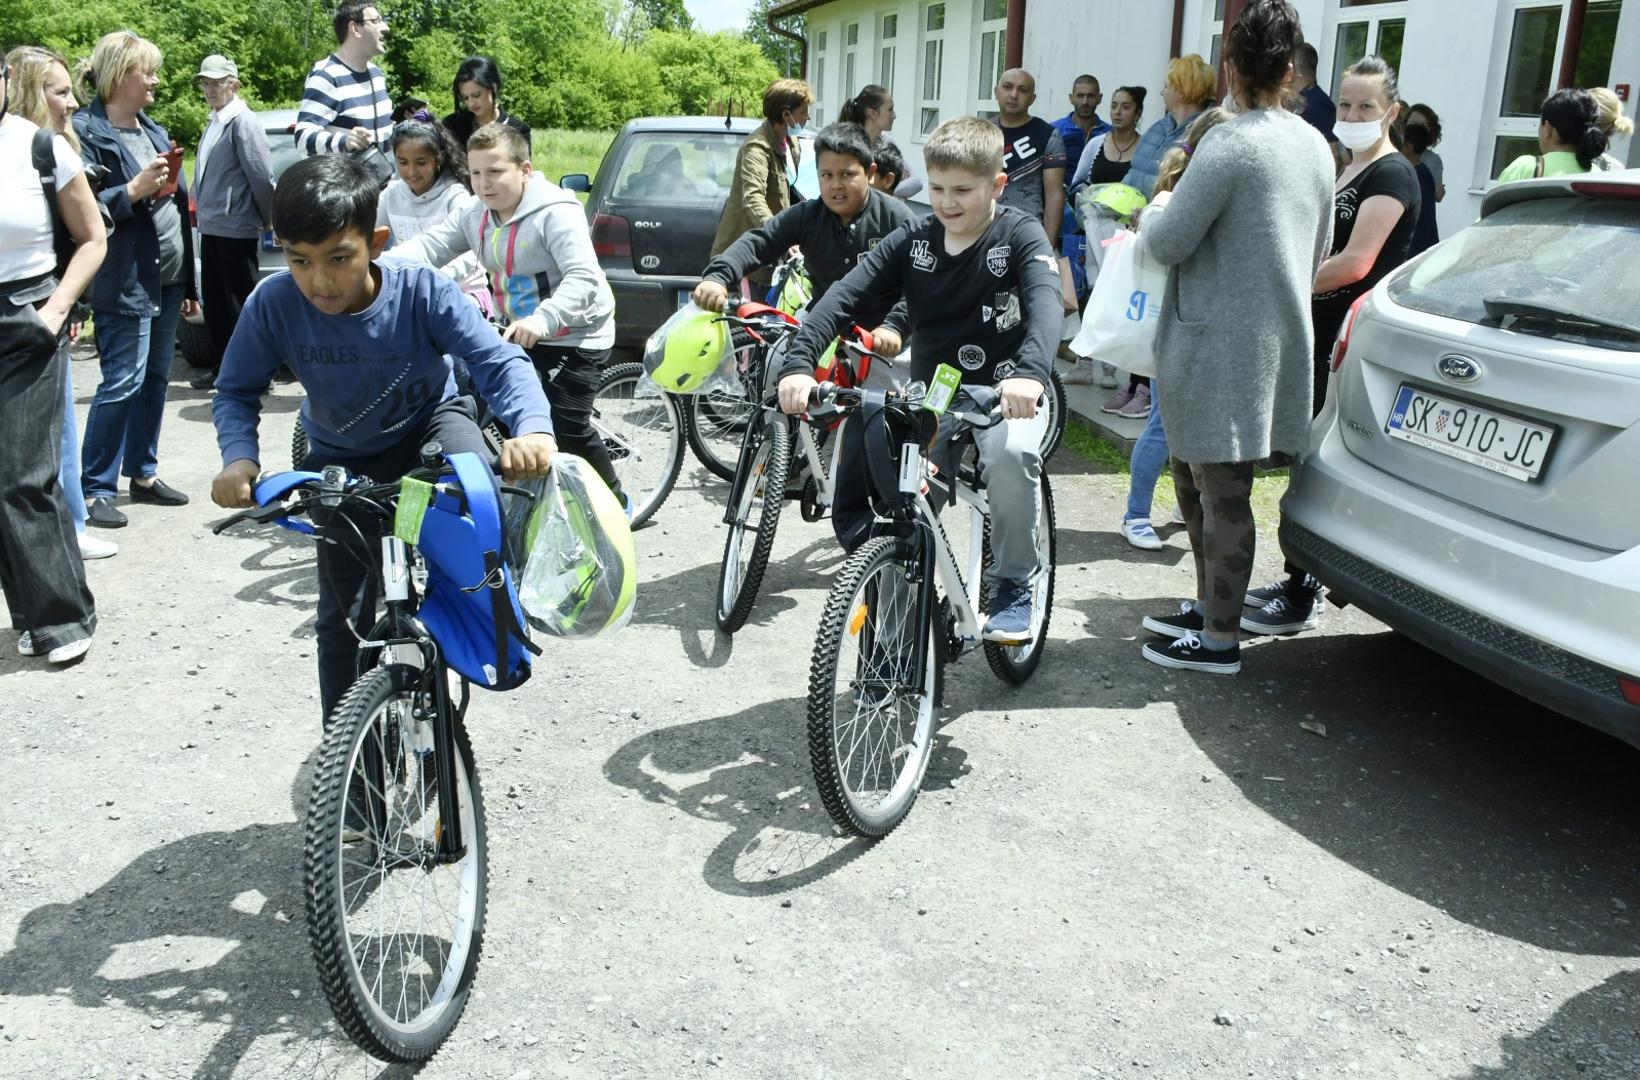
[
  {"xmin": 609, "ymin": 132, "xmax": 744, "ymax": 206},
  {"xmin": 1389, "ymin": 195, "xmax": 1640, "ymax": 350}
]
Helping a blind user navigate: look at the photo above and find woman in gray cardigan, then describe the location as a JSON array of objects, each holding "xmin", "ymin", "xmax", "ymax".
[{"xmin": 1134, "ymin": 0, "xmax": 1334, "ymax": 676}]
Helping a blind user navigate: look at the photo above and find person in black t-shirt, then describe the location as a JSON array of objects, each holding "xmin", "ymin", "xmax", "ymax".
[
  {"xmin": 777, "ymin": 117, "xmax": 1061, "ymax": 643},
  {"xmin": 992, "ymin": 69, "xmax": 1068, "ymax": 249},
  {"xmin": 693, "ymin": 122, "xmax": 917, "ymax": 352},
  {"xmin": 1245, "ymin": 53, "xmax": 1419, "ymax": 641}
]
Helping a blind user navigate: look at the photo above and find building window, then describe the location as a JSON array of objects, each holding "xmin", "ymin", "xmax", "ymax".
[
  {"xmin": 879, "ymin": 13, "xmax": 898, "ymax": 93},
  {"xmin": 976, "ymin": 0, "xmax": 1008, "ymax": 116},
  {"xmin": 814, "ymin": 29, "xmax": 828, "ymax": 126},
  {"xmin": 1487, "ymin": 0, "xmax": 1624, "ymax": 179},
  {"xmin": 1330, "ymin": 1, "xmax": 1407, "ymax": 94},
  {"xmin": 843, "ymin": 21, "xmax": 860, "ymax": 98},
  {"xmin": 920, "ymin": 2, "xmax": 946, "ymax": 137}
]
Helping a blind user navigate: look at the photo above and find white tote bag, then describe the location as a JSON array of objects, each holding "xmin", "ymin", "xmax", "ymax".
[{"xmin": 1069, "ymin": 230, "xmax": 1166, "ymax": 378}]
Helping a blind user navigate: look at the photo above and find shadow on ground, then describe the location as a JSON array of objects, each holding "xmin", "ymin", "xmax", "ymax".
[
  {"xmin": 1457, "ymin": 968, "xmax": 1640, "ymax": 1079},
  {"xmin": 0, "ymin": 756, "xmax": 413, "ymax": 1079},
  {"xmin": 603, "ymin": 694, "xmax": 971, "ymax": 898}
]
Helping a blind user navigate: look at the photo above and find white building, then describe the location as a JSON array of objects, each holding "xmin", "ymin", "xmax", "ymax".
[{"xmin": 771, "ymin": 0, "xmax": 1638, "ymax": 238}]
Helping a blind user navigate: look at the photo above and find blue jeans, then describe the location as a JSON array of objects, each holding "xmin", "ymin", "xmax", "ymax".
[
  {"xmin": 59, "ymin": 349, "xmax": 86, "ymax": 531},
  {"xmin": 1124, "ymin": 378, "xmax": 1170, "ymax": 523},
  {"xmin": 81, "ymin": 283, "xmax": 183, "ymax": 501}
]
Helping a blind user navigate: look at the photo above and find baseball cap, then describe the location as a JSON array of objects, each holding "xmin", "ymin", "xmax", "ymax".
[{"xmin": 197, "ymin": 55, "xmax": 237, "ymax": 80}]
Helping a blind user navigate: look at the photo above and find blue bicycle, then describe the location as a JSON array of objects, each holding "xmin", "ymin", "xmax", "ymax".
[{"xmin": 214, "ymin": 445, "xmax": 537, "ymax": 1062}]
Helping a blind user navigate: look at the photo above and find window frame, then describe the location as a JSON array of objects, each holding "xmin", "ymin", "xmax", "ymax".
[
  {"xmin": 1327, "ymin": 0, "xmax": 1409, "ymax": 96},
  {"xmin": 878, "ymin": 11, "xmax": 898, "ymax": 95},
  {"xmin": 917, "ymin": 1, "xmax": 948, "ymax": 141},
  {"xmin": 974, "ymin": 0, "xmax": 1008, "ymax": 120}
]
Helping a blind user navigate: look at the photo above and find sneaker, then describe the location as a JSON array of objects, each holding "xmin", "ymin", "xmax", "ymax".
[
  {"xmin": 48, "ymin": 638, "xmax": 90, "ymax": 665},
  {"xmin": 982, "ymin": 582, "xmax": 1034, "ymax": 643},
  {"xmin": 1169, "ymin": 502, "xmax": 1186, "ymax": 526},
  {"xmin": 187, "ymin": 369, "xmax": 217, "ymax": 390},
  {"xmin": 1120, "ymin": 518, "xmax": 1165, "ymax": 551},
  {"xmin": 1059, "ymin": 355, "xmax": 1099, "ymax": 385},
  {"xmin": 1244, "ymin": 574, "xmax": 1324, "ymax": 609},
  {"xmin": 1240, "ymin": 593, "xmax": 1323, "ymax": 636},
  {"xmin": 1118, "ymin": 383, "xmax": 1153, "ymax": 419},
  {"xmin": 1099, "ymin": 362, "xmax": 1119, "ymax": 389},
  {"xmin": 1141, "ymin": 601, "xmax": 1204, "ymax": 640},
  {"xmin": 1101, "ymin": 385, "xmax": 1136, "ymax": 414},
  {"xmin": 17, "ymin": 631, "xmax": 41, "ymax": 657},
  {"xmin": 1142, "ymin": 631, "xmax": 1241, "ymax": 674},
  {"xmin": 78, "ymin": 533, "xmax": 119, "ymax": 560}
]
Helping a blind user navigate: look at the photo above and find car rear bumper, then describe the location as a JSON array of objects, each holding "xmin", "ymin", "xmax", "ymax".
[
  {"xmin": 609, "ymin": 272, "xmax": 695, "ymax": 354},
  {"xmin": 1282, "ymin": 421, "xmax": 1640, "ymax": 747}
]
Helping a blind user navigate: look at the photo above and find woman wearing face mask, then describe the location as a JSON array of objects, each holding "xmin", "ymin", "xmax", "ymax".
[
  {"xmin": 709, "ymin": 78, "xmax": 812, "ymax": 295},
  {"xmin": 1238, "ymin": 54, "xmax": 1419, "ymax": 639}
]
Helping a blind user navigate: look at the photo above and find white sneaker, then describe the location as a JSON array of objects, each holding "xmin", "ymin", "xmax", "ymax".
[
  {"xmin": 18, "ymin": 631, "xmax": 41, "ymax": 657},
  {"xmin": 78, "ymin": 533, "xmax": 119, "ymax": 560},
  {"xmin": 48, "ymin": 638, "xmax": 91, "ymax": 665},
  {"xmin": 1059, "ymin": 356, "xmax": 1099, "ymax": 384},
  {"xmin": 1120, "ymin": 518, "xmax": 1166, "ymax": 551},
  {"xmin": 1099, "ymin": 362, "xmax": 1119, "ymax": 389}
]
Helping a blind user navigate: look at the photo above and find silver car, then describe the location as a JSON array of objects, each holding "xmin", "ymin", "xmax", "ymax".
[{"xmin": 1282, "ymin": 169, "xmax": 1640, "ymax": 746}]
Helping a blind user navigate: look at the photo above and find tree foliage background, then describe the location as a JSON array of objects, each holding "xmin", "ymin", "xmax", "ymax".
[{"xmin": 0, "ymin": 0, "xmax": 781, "ymax": 144}]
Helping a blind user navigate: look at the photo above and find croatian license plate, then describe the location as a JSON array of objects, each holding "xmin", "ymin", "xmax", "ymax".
[{"xmin": 1384, "ymin": 384, "xmax": 1556, "ymax": 483}]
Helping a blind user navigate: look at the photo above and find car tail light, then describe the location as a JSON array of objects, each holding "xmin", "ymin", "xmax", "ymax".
[
  {"xmin": 1569, "ymin": 180, "xmax": 1640, "ymax": 200},
  {"xmin": 1620, "ymin": 676, "xmax": 1640, "ymax": 707},
  {"xmin": 592, "ymin": 213, "xmax": 631, "ymax": 259},
  {"xmin": 1330, "ymin": 292, "xmax": 1372, "ymax": 372}
]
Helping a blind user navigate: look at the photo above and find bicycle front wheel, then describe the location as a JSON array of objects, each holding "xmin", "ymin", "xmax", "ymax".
[
  {"xmin": 305, "ymin": 664, "xmax": 487, "ymax": 1063},
  {"xmin": 1040, "ymin": 368, "xmax": 1068, "ymax": 461},
  {"xmin": 594, "ymin": 362, "xmax": 684, "ymax": 528},
  {"xmin": 716, "ymin": 417, "xmax": 791, "ymax": 633},
  {"xmin": 807, "ymin": 536, "xmax": 941, "ymax": 838},
  {"xmin": 984, "ymin": 472, "xmax": 1057, "ymax": 684}
]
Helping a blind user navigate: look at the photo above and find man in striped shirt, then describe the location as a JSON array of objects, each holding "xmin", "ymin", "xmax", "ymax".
[{"xmin": 295, "ymin": 2, "xmax": 392, "ymax": 158}]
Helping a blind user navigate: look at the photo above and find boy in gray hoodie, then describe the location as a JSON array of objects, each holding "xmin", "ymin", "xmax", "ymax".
[{"xmin": 384, "ymin": 122, "xmax": 621, "ymax": 498}]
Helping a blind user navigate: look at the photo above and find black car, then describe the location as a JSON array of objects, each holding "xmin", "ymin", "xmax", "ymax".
[{"xmin": 562, "ymin": 116, "xmax": 816, "ymax": 359}]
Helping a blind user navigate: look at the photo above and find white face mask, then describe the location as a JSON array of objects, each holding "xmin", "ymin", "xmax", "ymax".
[{"xmin": 1334, "ymin": 118, "xmax": 1386, "ymax": 153}]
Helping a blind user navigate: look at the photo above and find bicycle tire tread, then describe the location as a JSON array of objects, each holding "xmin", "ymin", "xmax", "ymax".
[{"xmin": 716, "ymin": 420, "xmax": 791, "ymax": 633}]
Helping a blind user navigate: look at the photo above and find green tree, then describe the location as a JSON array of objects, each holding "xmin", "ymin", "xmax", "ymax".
[
  {"xmin": 632, "ymin": 0, "xmax": 691, "ymax": 33},
  {"xmin": 642, "ymin": 29, "xmax": 778, "ymax": 117},
  {"xmin": 744, "ymin": 0, "xmax": 803, "ymax": 76}
]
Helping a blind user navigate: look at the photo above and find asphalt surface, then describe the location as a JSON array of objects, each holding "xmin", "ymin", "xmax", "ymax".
[{"xmin": 1, "ymin": 355, "xmax": 1637, "ymax": 1079}]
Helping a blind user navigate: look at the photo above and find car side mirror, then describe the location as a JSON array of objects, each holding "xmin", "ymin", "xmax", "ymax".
[{"xmin": 560, "ymin": 173, "xmax": 591, "ymax": 193}]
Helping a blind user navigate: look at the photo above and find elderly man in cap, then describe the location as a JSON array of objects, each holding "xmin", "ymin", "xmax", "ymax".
[{"xmin": 189, "ymin": 54, "xmax": 274, "ymax": 389}]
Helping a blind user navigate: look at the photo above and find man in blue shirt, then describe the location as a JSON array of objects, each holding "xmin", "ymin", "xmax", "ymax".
[
  {"xmin": 1294, "ymin": 44, "xmax": 1341, "ymax": 162},
  {"xmin": 1051, "ymin": 74, "xmax": 1111, "ymax": 299},
  {"xmin": 211, "ymin": 154, "xmax": 556, "ymax": 720}
]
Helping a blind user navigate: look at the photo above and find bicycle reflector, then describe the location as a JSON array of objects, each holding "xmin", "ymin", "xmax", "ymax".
[
  {"xmin": 644, "ymin": 303, "xmax": 731, "ymax": 394},
  {"xmin": 505, "ymin": 455, "xmax": 636, "ymax": 641}
]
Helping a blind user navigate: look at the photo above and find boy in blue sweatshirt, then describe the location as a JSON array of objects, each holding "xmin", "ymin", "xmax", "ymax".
[{"xmin": 211, "ymin": 154, "xmax": 557, "ymax": 721}]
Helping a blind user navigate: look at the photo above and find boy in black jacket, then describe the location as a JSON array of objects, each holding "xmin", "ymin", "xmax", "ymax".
[
  {"xmin": 776, "ymin": 116, "xmax": 1061, "ymax": 642},
  {"xmin": 693, "ymin": 122, "xmax": 916, "ymax": 355}
]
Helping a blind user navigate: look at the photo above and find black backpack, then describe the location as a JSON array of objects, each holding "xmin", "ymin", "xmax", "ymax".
[{"xmin": 33, "ymin": 128, "xmax": 112, "ymax": 314}]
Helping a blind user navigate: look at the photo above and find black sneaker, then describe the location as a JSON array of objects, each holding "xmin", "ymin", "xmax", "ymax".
[
  {"xmin": 1142, "ymin": 601, "xmax": 1204, "ymax": 640},
  {"xmin": 1142, "ymin": 632, "xmax": 1241, "ymax": 675},
  {"xmin": 1240, "ymin": 593, "xmax": 1322, "ymax": 636},
  {"xmin": 1245, "ymin": 574, "xmax": 1324, "ymax": 609}
]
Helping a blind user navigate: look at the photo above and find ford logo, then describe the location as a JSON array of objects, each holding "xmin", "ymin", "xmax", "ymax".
[
  {"xmin": 1437, "ymin": 354, "xmax": 1481, "ymax": 382},
  {"xmin": 639, "ymin": 254, "xmax": 661, "ymax": 270}
]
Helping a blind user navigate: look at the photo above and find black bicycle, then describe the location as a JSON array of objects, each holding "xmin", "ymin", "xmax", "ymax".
[{"xmin": 215, "ymin": 447, "xmax": 535, "ymax": 1062}]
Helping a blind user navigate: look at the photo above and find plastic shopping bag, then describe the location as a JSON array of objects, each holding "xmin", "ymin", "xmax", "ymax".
[
  {"xmin": 642, "ymin": 301, "xmax": 738, "ymax": 396},
  {"xmin": 504, "ymin": 455, "xmax": 636, "ymax": 641},
  {"xmin": 1069, "ymin": 229, "xmax": 1165, "ymax": 379}
]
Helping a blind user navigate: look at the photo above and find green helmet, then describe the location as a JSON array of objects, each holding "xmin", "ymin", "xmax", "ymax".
[
  {"xmin": 645, "ymin": 308, "xmax": 729, "ymax": 394},
  {"xmin": 508, "ymin": 455, "xmax": 636, "ymax": 641},
  {"xmin": 1079, "ymin": 182, "xmax": 1148, "ymax": 225},
  {"xmin": 777, "ymin": 264, "xmax": 813, "ymax": 315}
]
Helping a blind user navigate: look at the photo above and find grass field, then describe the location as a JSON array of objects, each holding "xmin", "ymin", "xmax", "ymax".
[{"xmin": 532, "ymin": 128, "xmax": 618, "ymax": 194}]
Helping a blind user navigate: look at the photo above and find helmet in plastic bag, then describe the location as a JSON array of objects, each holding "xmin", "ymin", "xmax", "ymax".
[
  {"xmin": 644, "ymin": 304, "xmax": 730, "ymax": 394},
  {"xmin": 505, "ymin": 455, "xmax": 636, "ymax": 640},
  {"xmin": 776, "ymin": 264, "xmax": 813, "ymax": 315},
  {"xmin": 1078, "ymin": 182, "xmax": 1147, "ymax": 226}
]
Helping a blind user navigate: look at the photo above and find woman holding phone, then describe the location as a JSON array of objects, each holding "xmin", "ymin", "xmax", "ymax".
[{"xmin": 71, "ymin": 30, "xmax": 197, "ymax": 529}]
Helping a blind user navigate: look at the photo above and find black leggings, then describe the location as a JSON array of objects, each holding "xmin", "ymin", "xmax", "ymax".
[{"xmin": 528, "ymin": 343, "xmax": 620, "ymax": 497}]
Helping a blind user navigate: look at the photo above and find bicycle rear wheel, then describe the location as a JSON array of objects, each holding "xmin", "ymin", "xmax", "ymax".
[
  {"xmin": 594, "ymin": 362, "xmax": 684, "ymax": 528},
  {"xmin": 807, "ymin": 536, "xmax": 941, "ymax": 838},
  {"xmin": 305, "ymin": 664, "xmax": 487, "ymax": 1063},
  {"xmin": 292, "ymin": 418, "xmax": 310, "ymax": 469},
  {"xmin": 686, "ymin": 384, "xmax": 756, "ymax": 482},
  {"xmin": 984, "ymin": 473, "xmax": 1057, "ymax": 684},
  {"xmin": 716, "ymin": 417, "xmax": 790, "ymax": 633}
]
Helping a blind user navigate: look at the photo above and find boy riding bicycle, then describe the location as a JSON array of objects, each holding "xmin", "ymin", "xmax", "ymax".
[
  {"xmin": 210, "ymin": 153, "xmax": 557, "ymax": 722},
  {"xmin": 692, "ymin": 122, "xmax": 917, "ymax": 357},
  {"xmin": 777, "ymin": 116, "xmax": 1062, "ymax": 642}
]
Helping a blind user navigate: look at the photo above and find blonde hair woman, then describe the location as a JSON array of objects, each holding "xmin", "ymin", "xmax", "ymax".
[
  {"xmin": 3, "ymin": 46, "xmax": 118, "ymax": 560},
  {"xmin": 1123, "ymin": 54, "xmax": 1215, "ymax": 199},
  {"xmin": 0, "ymin": 51, "xmax": 108, "ymax": 662},
  {"xmin": 1589, "ymin": 86, "xmax": 1633, "ymax": 171},
  {"xmin": 71, "ymin": 30, "xmax": 199, "ymax": 529}
]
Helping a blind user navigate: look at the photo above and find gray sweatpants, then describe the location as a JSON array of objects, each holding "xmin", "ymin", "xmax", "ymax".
[{"xmin": 931, "ymin": 409, "xmax": 1048, "ymax": 589}]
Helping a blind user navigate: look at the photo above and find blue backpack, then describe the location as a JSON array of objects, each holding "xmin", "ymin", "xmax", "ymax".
[{"xmin": 416, "ymin": 452, "xmax": 539, "ymax": 690}]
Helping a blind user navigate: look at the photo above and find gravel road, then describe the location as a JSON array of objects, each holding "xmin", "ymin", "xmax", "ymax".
[{"xmin": 2, "ymin": 358, "xmax": 1637, "ymax": 1079}]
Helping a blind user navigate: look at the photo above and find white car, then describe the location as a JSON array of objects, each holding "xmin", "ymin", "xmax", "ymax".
[{"xmin": 1282, "ymin": 169, "xmax": 1640, "ymax": 746}]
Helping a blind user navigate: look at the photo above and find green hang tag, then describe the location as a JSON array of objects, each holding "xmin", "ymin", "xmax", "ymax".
[
  {"xmin": 924, "ymin": 363, "xmax": 963, "ymax": 416},
  {"xmin": 394, "ymin": 476, "xmax": 434, "ymax": 545}
]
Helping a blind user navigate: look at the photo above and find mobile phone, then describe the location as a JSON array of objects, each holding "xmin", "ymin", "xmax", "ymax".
[{"xmin": 156, "ymin": 144, "xmax": 184, "ymax": 199}]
